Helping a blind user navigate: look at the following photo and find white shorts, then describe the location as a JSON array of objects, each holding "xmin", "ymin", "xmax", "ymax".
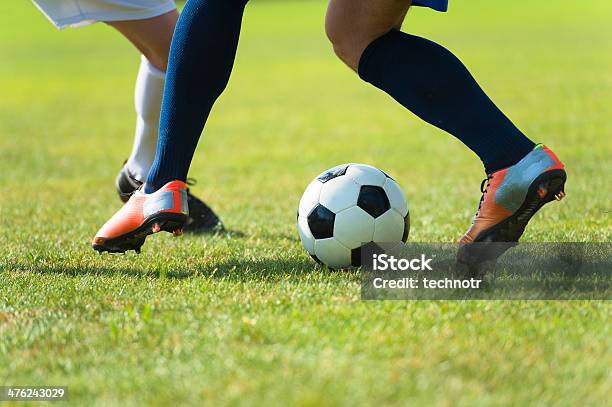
[{"xmin": 31, "ymin": 0, "xmax": 176, "ymax": 29}]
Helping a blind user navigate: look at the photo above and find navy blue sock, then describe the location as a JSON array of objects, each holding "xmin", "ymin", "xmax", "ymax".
[
  {"xmin": 145, "ymin": 0, "xmax": 249, "ymax": 193},
  {"xmin": 358, "ymin": 30, "xmax": 535, "ymax": 174}
]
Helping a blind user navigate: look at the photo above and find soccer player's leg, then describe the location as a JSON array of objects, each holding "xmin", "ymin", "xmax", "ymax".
[
  {"xmin": 31, "ymin": 1, "xmax": 223, "ymax": 233},
  {"xmin": 107, "ymin": 12, "xmax": 224, "ymax": 232},
  {"xmin": 325, "ymin": 0, "xmax": 566, "ymax": 249},
  {"xmin": 93, "ymin": 0, "xmax": 249, "ymax": 251},
  {"xmin": 108, "ymin": 11, "xmax": 176, "ymax": 195}
]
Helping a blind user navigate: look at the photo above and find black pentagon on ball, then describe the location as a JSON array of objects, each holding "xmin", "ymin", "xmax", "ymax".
[
  {"xmin": 357, "ymin": 185, "xmax": 390, "ymax": 218},
  {"xmin": 352, "ymin": 243, "xmax": 386, "ymax": 267},
  {"xmin": 307, "ymin": 204, "xmax": 335, "ymax": 239},
  {"xmin": 351, "ymin": 247, "xmax": 363, "ymax": 267},
  {"xmin": 402, "ymin": 213, "xmax": 410, "ymax": 243},
  {"xmin": 317, "ymin": 164, "xmax": 349, "ymax": 183}
]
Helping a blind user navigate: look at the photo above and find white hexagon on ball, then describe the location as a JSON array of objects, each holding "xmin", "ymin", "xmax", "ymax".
[
  {"xmin": 345, "ymin": 164, "xmax": 386, "ymax": 187},
  {"xmin": 319, "ymin": 176, "xmax": 360, "ymax": 213},
  {"xmin": 383, "ymin": 178, "xmax": 408, "ymax": 217},
  {"xmin": 373, "ymin": 209, "xmax": 405, "ymax": 242},
  {"xmin": 297, "ymin": 215, "xmax": 315, "ymax": 254},
  {"xmin": 334, "ymin": 206, "xmax": 375, "ymax": 249},
  {"xmin": 314, "ymin": 238, "xmax": 351, "ymax": 269},
  {"xmin": 298, "ymin": 179, "xmax": 323, "ymax": 217}
]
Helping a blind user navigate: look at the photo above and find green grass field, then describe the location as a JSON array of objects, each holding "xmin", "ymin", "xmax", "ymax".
[{"xmin": 1, "ymin": 0, "xmax": 611, "ymax": 405}]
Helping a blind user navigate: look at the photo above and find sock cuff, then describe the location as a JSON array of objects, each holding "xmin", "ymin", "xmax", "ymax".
[
  {"xmin": 358, "ymin": 30, "xmax": 403, "ymax": 82},
  {"xmin": 140, "ymin": 55, "xmax": 166, "ymax": 78}
]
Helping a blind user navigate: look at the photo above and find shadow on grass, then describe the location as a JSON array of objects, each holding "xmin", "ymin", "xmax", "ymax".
[
  {"xmin": 4, "ymin": 256, "xmax": 324, "ymax": 281},
  {"xmin": 185, "ymin": 227, "xmax": 246, "ymax": 238}
]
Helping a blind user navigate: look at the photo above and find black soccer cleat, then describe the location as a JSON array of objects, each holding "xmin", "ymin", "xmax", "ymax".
[
  {"xmin": 115, "ymin": 163, "xmax": 143, "ymax": 203},
  {"xmin": 183, "ymin": 185, "xmax": 225, "ymax": 233}
]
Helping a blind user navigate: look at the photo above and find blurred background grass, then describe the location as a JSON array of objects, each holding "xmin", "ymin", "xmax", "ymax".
[
  {"xmin": 0, "ymin": 1, "xmax": 610, "ymax": 405},
  {"xmin": 1, "ymin": 0, "xmax": 610, "ymax": 242}
]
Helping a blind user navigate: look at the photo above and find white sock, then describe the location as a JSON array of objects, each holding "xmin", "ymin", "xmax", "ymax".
[{"xmin": 126, "ymin": 56, "xmax": 165, "ymax": 182}]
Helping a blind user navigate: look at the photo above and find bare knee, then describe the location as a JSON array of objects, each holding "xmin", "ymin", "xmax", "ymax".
[
  {"xmin": 325, "ymin": 1, "xmax": 409, "ymax": 72},
  {"xmin": 325, "ymin": 18, "xmax": 374, "ymax": 72},
  {"xmin": 140, "ymin": 11, "xmax": 178, "ymax": 71}
]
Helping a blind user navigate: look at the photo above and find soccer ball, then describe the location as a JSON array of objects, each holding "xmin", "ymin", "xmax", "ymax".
[{"xmin": 298, "ymin": 164, "xmax": 409, "ymax": 268}]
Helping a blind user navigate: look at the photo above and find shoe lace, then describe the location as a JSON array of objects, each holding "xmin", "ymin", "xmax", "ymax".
[
  {"xmin": 480, "ymin": 175, "xmax": 492, "ymax": 194},
  {"xmin": 475, "ymin": 174, "xmax": 494, "ymax": 217}
]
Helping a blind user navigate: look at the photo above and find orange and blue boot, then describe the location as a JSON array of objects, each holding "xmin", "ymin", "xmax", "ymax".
[
  {"xmin": 92, "ymin": 180, "xmax": 189, "ymax": 253},
  {"xmin": 458, "ymin": 144, "xmax": 566, "ymax": 263}
]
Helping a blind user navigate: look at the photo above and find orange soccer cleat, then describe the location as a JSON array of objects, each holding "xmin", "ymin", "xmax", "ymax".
[
  {"xmin": 458, "ymin": 145, "xmax": 566, "ymax": 262},
  {"xmin": 92, "ymin": 180, "xmax": 189, "ymax": 253},
  {"xmin": 115, "ymin": 163, "xmax": 224, "ymax": 233}
]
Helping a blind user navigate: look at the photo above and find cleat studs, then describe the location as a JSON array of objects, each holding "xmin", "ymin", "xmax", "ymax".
[
  {"xmin": 173, "ymin": 229, "xmax": 183, "ymax": 237},
  {"xmin": 152, "ymin": 223, "xmax": 161, "ymax": 233}
]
